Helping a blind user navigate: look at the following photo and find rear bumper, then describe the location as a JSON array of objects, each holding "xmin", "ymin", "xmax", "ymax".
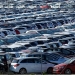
[{"xmin": 10, "ymin": 67, "xmax": 19, "ymax": 73}]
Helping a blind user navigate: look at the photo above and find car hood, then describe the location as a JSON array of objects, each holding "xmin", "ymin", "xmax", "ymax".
[{"xmin": 54, "ymin": 63, "xmax": 67, "ymax": 68}]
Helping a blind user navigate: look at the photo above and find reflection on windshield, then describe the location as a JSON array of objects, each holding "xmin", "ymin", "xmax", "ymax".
[
  {"xmin": 64, "ymin": 58, "xmax": 75, "ymax": 64},
  {"xmin": 0, "ymin": 40, "xmax": 5, "ymax": 45}
]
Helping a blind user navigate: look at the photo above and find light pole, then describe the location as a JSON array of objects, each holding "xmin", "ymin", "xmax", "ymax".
[{"xmin": 41, "ymin": 52, "xmax": 42, "ymax": 75}]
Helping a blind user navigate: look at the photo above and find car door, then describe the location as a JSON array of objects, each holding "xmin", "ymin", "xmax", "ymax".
[
  {"xmin": 41, "ymin": 60, "xmax": 54, "ymax": 73},
  {"xmin": 20, "ymin": 58, "xmax": 41, "ymax": 73},
  {"xmin": 26, "ymin": 59, "xmax": 39, "ymax": 73},
  {"xmin": 33, "ymin": 59, "xmax": 41, "ymax": 73}
]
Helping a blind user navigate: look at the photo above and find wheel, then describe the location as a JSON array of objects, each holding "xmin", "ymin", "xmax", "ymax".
[
  {"xmin": 19, "ymin": 68, "xmax": 27, "ymax": 74},
  {"xmin": 47, "ymin": 67, "xmax": 53, "ymax": 74},
  {"xmin": 64, "ymin": 69, "xmax": 72, "ymax": 74}
]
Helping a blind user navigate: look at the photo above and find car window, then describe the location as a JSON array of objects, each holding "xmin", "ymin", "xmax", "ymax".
[
  {"xmin": 37, "ymin": 41, "xmax": 44, "ymax": 44},
  {"xmin": 52, "ymin": 38, "xmax": 58, "ymax": 41},
  {"xmin": 20, "ymin": 59, "xmax": 27, "ymax": 63},
  {"xmin": 27, "ymin": 54, "xmax": 45, "ymax": 60},
  {"xmin": 52, "ymin": 21, "xmax": 57, "ymax": 27},
  {"xmin": 25, "ymin": 44, "xmax": 31, "ymax": 48},
  {"xmin": 59, "ymin": 20, "xmax": 64, "ymax": 24},
  {"xmin": 17, "ymin": 28, "xmax": 25, "ymax": 30},
  {"xmin": 2, "ymin": 48, "xmax": 12, "ymax": 52},
  {"xmin": 27, "ymin": 59, "xmax": 35, "ymax": 63},
  {"xmin": 34, "ymin": 59, "xmax": 41, "ymax": 63},
  {"xmin": 30, "ymin": 42, "xmax": 37, "ymax": 46},
  {"xmin": 50, "ymin": 44, "xmax": 53, "ymax": 48},
  {"xmin": 59, "ymin": 40, "xmax": 68, "ymax": 44},
  {"xmin": 20, "ymin": 59, "xmax": 35, "ymax": 63},
  {"xmin": 10, "ymin": 54, "xmax": 16, "ymax": 57},
  {"xmin": 36, "ymin": 24, "xmax": 42, "ymax": 29},
  {"xmin": 69, "ymin": 34, "xmax": 74, "ymax": 37},
  {"xmin": 55, "ymin": 43, "xmax": 60, "ymax": 47},
  {"xmin": 41, "ymin": 46, "xmax": 47, "ymax": 48}
]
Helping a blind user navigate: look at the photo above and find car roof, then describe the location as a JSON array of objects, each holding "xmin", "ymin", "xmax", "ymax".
[
  {"xmin": 0, "ymin": 45, "xmax": 9, "ymax": 48},
  {"xmin": 45, "ymin": 34, "xmax": 64, "ymax": 37},
  {"xmin": 48, "ymin": 41, "xmax": 60, "ymax": 44},
  {"xmin": 14, "ymin": 57, "xmax": 40, "ymax": 60},
  {"xmin": 54, "ymin": 32, "xmax": 73, "ymax": 35},
  {"xmin": 59, "ymin": 45, "xmax": 75, "ymax": 49},
  {"xmin": 6, "ymin": 52, "xmax": 21, "ymax": 54},
  {"xmin": 28, "ymin": 51, "xmax": 58, "ymax": 55},
  {"xmin": 27, "ymin": 46, "xmax": 40, "ymax": 49}
]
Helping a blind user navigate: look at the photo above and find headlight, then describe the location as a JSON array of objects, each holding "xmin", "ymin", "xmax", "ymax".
[
  {"xmin": 59, "ymin": 66, "xmax": 64, "ymax": 69},
  {"xmin": 53, "ymin": 66, "xmax": 65, "ymax": 71}
]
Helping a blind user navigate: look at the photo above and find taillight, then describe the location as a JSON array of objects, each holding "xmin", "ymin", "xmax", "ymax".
[{"xmin": 13, "ymin": 64, "xmax": 19, "ymax": 67}]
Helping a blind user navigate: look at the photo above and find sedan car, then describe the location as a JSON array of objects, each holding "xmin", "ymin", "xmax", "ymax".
[{"xmin": 53, "ymin": 57, "xmax": 75, "ymax": 74}]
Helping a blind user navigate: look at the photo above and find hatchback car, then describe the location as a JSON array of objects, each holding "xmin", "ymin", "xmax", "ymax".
[{"xmin": 10, "ymin": 57, "xmax": 55, "ymax": 74}]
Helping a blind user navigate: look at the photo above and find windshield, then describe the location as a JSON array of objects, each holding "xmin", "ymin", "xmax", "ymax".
[
  {"xmin": 70, "ymin": 25, "xmax": 75, "ymax": 29},
  {"xmin": 64, "ymin": 58, "xmax": 75, "ymax": 64},
  {"xmin": 65, "ymin": 25, "xmax": 75, "ymax": 29},
  {"xmin": 17, "ymin": 35, "xmax": 29, "ymax": 39},
  {"xmin": 65, "ymin": 26, "xmax": 71, "ymax": 29},
  {"xmin": 56, "ymin": 28, "xmax": 64, "ymax": 32},
  {"xmin": 28, "ymin": 33, "xmax": 41, "ymax": 38},
  {"xmin": 5, "ymin": 38, "xmax": 18, "ymax": 44},
  {"xmin": 38, "ymin": 30, "xmax": 53, "ymax": 34},
  {"xmin": 0, "ymin": 40, "xmax": 6, "ymax": 45}
]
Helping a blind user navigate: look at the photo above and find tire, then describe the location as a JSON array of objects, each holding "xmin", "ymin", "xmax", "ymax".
[
  {"xmin": 47, "ymin": 67, "xmax": 53, "ymax": 74},
  {"xmin": 19, "ymin": 68, "xmax": 27, "ymax": 74},
  {"xmin": 64, "ymin": 69, "xmax": 72, "ymax": 74}
]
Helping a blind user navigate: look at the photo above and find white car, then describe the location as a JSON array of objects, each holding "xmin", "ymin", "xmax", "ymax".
[{"xmin": 10, "ymin": 57, "xmax": 55, "ymax": 74}]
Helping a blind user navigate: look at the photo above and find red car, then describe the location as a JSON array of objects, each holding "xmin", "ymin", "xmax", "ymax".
[
  {"xmin": 40, "ymin": 5, "xmax": 51, "ymax": 9},
  {"xmin": 53, "ymin": 57, "xmax": 75, "ymax": 74}
]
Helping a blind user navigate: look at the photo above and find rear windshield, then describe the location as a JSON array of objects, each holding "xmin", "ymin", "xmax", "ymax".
[{"xmin": 12, "ymin": 59, "xmax": 19, "ymax": 63}]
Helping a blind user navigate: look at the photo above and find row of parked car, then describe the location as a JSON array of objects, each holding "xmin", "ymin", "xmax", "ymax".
[
  {"xmin": 0, "ymin": 0, "xmax": 75, "ymax": 74},
  {"xmin": 0, "ymin": 1, "xmax": 74, "ymax": 28},
  {"xmin": 0, "ymin": 22, "xmax": 75, "ymax": 74},
  {"xmin": 0, "ymin": 17, "xmax": 75, "ymax": 38}
]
